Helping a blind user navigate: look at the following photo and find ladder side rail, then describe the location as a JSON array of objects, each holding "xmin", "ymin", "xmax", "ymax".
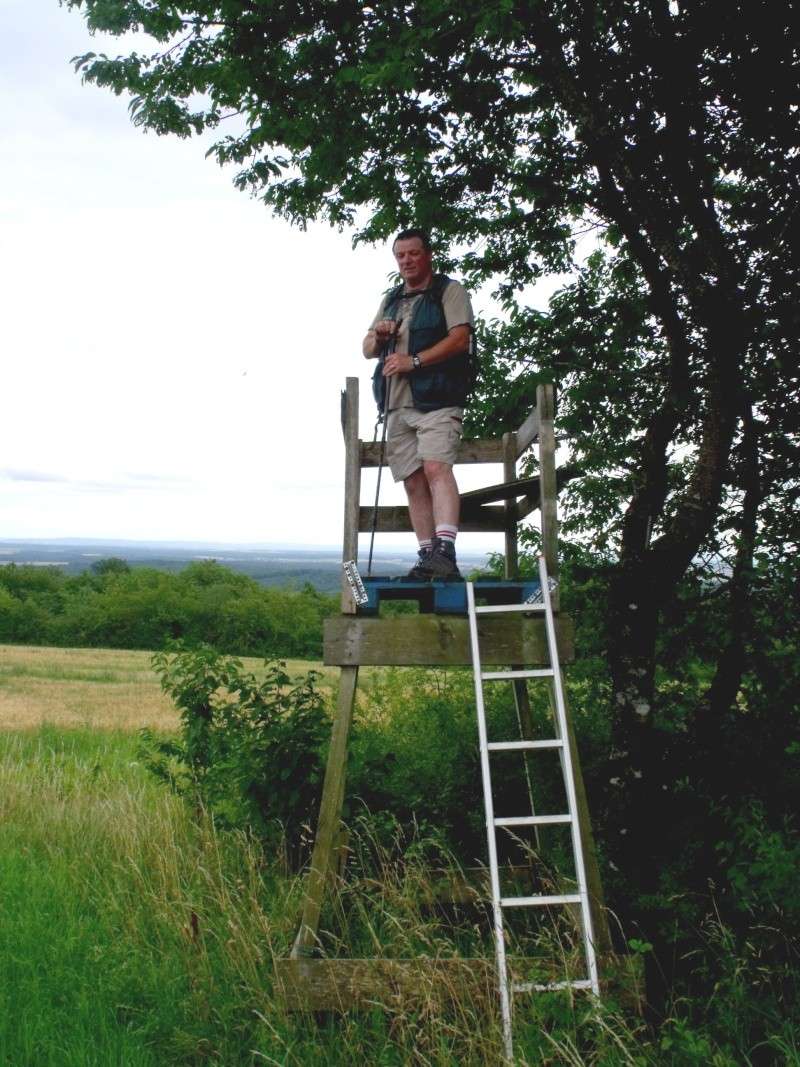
[
  {"xmin": 539, "ymin": 556, "xmax": 600, "ymax": 996},
  {"xmin": 466, "ymin": 582, "xmax": 514, "ymax": 1061}
]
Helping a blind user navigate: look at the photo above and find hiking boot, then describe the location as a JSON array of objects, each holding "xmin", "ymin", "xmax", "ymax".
[
  {"xmin": 406, "ymin": 545, "xmax": 433, "ymax": 580},
  {"xmin": 425, "ymin": 538, "xmax": 462, "ymax": 580}
]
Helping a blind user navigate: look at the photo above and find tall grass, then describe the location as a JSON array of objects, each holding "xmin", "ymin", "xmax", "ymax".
[{"xmin": 1, "ymin": 726, "xmax": 796, "ymax": 1065}]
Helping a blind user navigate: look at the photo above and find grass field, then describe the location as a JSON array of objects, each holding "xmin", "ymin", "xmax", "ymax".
[
  {"xmin": 1, "ymin": 643, "xmax": 796, "ymax": 1065},
  {"xmin": 0, "ymin": 644, "xmax": 340, "ymax": 732}
]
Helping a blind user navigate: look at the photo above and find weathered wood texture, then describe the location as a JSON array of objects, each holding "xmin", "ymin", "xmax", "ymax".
[
  {"xmin": 323, "ymin": 615, "xmax": 574, "ymax": 667},
  {"xmin": 275, "ymin": 954, "xmax": 644, "ymax": 1013},
  {"xmin": 341, "ymin": 378, "xmax": 362, "ymax": 614},
  {"xmin": 292, "ymin": 666, "xmax": 359, "ymax": 957},
  {"xmin": 516, "ymin": 405, "xmax": 541, "ymax": 456},
  {"xmin": 460, "ymin": 474, "xmax": 540, "ymax": 507},
  {"xmin": 359, "ymin": 503, "xmax": 507, "ymax": 533},
  {"xmin": 537, "ymin": 384, "xmax": 559, "ymax": 600},
  {"xmin": 360, "ymin": 437, "xmax": 504, "ymax": 467},
  {"xmin": 561, "ymin": 684, "xmax": 612, "ymax": 956}
]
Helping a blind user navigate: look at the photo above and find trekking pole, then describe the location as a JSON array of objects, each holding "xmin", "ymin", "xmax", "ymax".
[{"xmin": 367, "ymin": 321, "xmax": 401, "ymax": 576}]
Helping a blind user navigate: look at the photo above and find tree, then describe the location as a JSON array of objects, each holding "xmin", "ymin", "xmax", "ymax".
[
  {"xmin": 64, "ymin": 0, "xmax": 798, "ymax": 960},
  {"xmin": 90, "ymin": 556, "xmax": 131, "ymax": 577}
]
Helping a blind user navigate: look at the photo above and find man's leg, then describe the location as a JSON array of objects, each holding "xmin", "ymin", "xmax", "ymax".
[
  {"xmin": 403, "ymin": 467, "xmax": 436, "ymax": 542},
  {"xmin": 401, "ymin": 410, "xmax": 463, "ymax": 579},
  {"xmin": 422, "ymin": 460, "xmax": 460, "ymax": 529}
]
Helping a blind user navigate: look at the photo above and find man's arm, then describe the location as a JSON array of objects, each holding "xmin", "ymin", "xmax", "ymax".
[
  {"xmin": 382, "ymin": 324, "xmax": 471, "ymax": 377},
  {"xmin": 363, "ymin": 318, "xmax": 398, "ymax": 358}
]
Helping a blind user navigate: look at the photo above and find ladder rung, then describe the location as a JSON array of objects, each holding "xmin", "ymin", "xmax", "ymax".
[
  {"xmin": 501, "ymin": 893, "xmax": 582, "ymax": 908},
  {"xmin": 494, "ymin": 814, "xmax": 572, "ymax": 827},
  {"xmin": 473, "ymin": 602, "xmax": 545, "ymax": 615},
  {"xmin": 488, "ymin": 740, "xmax": 563, "ymax": 752},
  {"xmin": 512, "ymin": 978, "xmax": 594, "ymax": 994},
  {"xmin": 481, "ymin": 668, "xmax": 554, "ymax": 681}
]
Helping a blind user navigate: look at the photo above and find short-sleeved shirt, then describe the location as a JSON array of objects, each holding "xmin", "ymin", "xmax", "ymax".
[{"xmin": 369, "ymin": 279, "xmax": 474, "ymax": 411}]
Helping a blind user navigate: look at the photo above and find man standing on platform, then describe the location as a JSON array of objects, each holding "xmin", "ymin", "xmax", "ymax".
[{"xmin": 363, "ymin": 228, "xmax": 475, "ymax": 579}]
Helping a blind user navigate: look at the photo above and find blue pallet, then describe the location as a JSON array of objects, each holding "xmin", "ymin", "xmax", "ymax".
[{"xmin": 359, "ymin": 577, "xmax": 541, "ymax": 616}]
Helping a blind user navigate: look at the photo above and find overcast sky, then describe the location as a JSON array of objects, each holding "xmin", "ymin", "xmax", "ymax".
[{"xmin": 0, "ymin": 2, "xmax": 524, "ymax": 555}]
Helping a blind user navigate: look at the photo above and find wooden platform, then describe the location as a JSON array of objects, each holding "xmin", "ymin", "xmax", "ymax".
[{"xmin": 323, "ymin": 613, "xmax": 574, "ymax": 666}]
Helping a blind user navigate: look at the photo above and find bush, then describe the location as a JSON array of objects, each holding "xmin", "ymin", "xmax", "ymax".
[
  {"xmin": 0, "ymin": 561, "xmax": 337, "ymax": 658},
  {"xmin": 142, "ymin": 643, "xmax": 329, "ymax": 864}
]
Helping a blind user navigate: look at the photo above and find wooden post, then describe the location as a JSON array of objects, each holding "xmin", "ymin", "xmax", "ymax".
[
  {"xmin": 563, "ymin": 688, "xmax": 613, "ymax": 956},
  {"xmin": 537, "ymin": 383, "xmax": 558, "ymax": 608},
  {"xmin": 503, "ymin": 431, "xmax": 539, "ymax": 829},
  {"xmin": 502, "ymin": 431, "xmax": 519, "ymax": 580},
  {"xmin": 292, "ymin": 378, "xmax": 361, "ymax": 957},
  {"xmin": 292, "ymin": 667, "xmax": 359, "ymax": 957},
  {"xmin": 536, "ymin": 385, "xmax": 611, "ymax": 954}
]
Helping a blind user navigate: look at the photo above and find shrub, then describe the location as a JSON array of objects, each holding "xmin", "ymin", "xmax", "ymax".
[{"xmin": 142, "ymin": 643, "xmax": 329, "ymax": 864}]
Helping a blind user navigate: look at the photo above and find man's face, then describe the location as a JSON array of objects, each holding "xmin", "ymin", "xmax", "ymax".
[{"xmin": 393, "ymin": 237, "xmax": 433, "ymax": 289}]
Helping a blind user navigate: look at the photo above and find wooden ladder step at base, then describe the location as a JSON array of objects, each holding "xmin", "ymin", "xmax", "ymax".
[{"xmin": 275, "ymin": 954, "xmax": 644, "ymax": 1014}]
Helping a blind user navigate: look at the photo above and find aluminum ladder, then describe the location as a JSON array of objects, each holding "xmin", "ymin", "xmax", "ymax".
[{"xmin": 466, "ymin": 556, "xmax": 600, "ymax": 1062}]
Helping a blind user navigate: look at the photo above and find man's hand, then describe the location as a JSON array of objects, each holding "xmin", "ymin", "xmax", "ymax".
[
  {"xmin": 362, "ymin": 318, "xmax": 400, "ymax": 358},
  {"xmin": 383, "ymin": 351, "xmax": 413, "ymax": 376},
  {"xmin": 374, "ymin": 318, "xmax": 399, "ymax": 343}
]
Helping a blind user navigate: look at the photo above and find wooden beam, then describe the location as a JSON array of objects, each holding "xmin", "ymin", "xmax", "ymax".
[
  {"xmin": 292, "ymin": 666, "xmax": 359, "ymax": 957},
  {"xmin": 459, "ymin": 474, "xmax": 541, "ymax": 507},
  {"xmin": 275, "ymin": 954, "xmax": 644, "ymax": 1013},
  {"xmin": 516, "ymin": 405, "xmax": 541, "ymax": 456},
  {"xmin": 561, "ymin": 684, "xmax": 613, "ymax": 958},
  {"xmin": 323, "ymin": 614, "xmax": 574, "ymax": 667},
  {"xmin": 358, "ymin": 504, "xmax": 508, "ymax": 534},
  {"xmin": 360, "ymin": 437, "xmax": 504, "ymax": 468},
  {"xmin": 537, "ymin": 384, "xmax": 559, "ymax": 603}
]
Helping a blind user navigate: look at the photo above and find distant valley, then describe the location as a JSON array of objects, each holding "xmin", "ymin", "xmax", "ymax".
[{"xmin": 0, "ymin": 539, "xmax": 492, "ymax": 594}]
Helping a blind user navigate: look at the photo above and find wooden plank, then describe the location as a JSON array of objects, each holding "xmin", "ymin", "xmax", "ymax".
[
  {"xmin": 292, "ymin": 666, "xmax": 359, "ymax": 957},
  {"xmin": 561, "ymin": 682, "xmax": 613, "ymax": 958},
  {"xmin": 360, "ymin": 438, "xmax": 504, "ymax": 468},
  {"xmin": 359, "ymin": 504, "xmax": 508, "ymax": 534},
  {"xmin": 502, "ymin": 431, "xmax": 519, "ymax": 578},
  {"xmin": 459, "ymin": 474, "xmax": 540, "ymax": 507},
  {"xmin": 275, "ymin": 954, "xmax": 643, "ymax": 1013},
  {"xmin": 537, "ymin": 384, "xmax": 559, "ymax": 602},
  {"xmin": 502, "ymin": 429, "xmax": 542, "ymax": 828},
  {"xmin": 516, "ymin": 494, "xmax": 541, "ymax": 522},
  {"xmin": 516, "ymin": 405, "xmax": 541, "ymax": 455},
  {"xmin": 341, "ymin": 378, "xmax": 361, "ymax": 614},
  {"xmin": 323, "ymin": 615, "xmax": 574, "ymax": 667}
]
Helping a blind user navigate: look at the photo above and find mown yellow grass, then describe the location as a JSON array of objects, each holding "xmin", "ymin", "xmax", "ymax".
[{"xmin": 0, "ymin": 644, "xmax": 336, "ymax": 732}]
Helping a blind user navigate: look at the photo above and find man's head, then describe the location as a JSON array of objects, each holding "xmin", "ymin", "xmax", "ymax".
[{"xmin": 393, "ymin": 228, "xmax": 434, "ymax": 290}]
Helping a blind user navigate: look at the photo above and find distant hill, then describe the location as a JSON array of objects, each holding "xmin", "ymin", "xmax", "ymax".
[{"xmin": 0, "ymin": 539, "xmax": 492, "ymax": 594}]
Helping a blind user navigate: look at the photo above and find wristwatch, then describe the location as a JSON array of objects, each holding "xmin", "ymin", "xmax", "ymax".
[{"xmin": 412, "ymin": 354, "xmax": 423, "ymax": 371}]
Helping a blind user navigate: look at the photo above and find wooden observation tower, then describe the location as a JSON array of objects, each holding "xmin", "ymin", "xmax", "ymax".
[{"xmin": 276, "ymin": 378, "xmax": 623, "ymax": 1014}]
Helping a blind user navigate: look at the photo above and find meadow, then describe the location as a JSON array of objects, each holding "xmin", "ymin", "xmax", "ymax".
[{"xmin": 1, "ymin": 643, "xmax": 797, "ymax": 1065}]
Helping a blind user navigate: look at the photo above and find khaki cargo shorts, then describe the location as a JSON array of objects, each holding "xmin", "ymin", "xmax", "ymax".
[{"xmin": 386, "ymin": 406, "xmax": 463, "ymax": 482}]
